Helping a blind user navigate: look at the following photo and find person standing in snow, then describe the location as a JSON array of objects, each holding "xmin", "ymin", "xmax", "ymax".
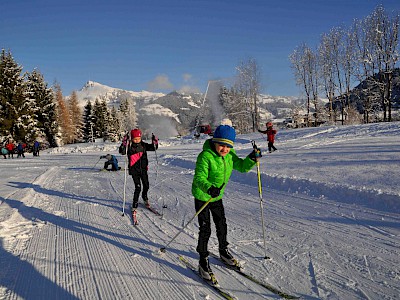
[
  {"xmin": 6, "ymin": 141, "xmax": 15, "ymax": 159},
  {"xmin": 33, "ymin": 140, "xmax": 40, "ymax": 156},
  {"xmin": 192, "ymin": 122, "xmax": 261, "ymax": 281},
  {"xmin": 100, "ymin": 154, "xmax": 120, "ymax": 171},
  {"xmin": 258, "ymin": 122, "xmax": 277, "ymax": 153},
  {"xmin": 127, "ymin": 129, "xmax": 158, "ymax": 211},
  {"xmin": 119, "ymin": 132, "xmax": 129, "ymax": 155},
  {"xmin": 16, "ymin": 142, "xmax": 25, "ymax": 158},
  {"xmin": 1, "ymin": 147, "xmax": 8, "ymax": 159}
]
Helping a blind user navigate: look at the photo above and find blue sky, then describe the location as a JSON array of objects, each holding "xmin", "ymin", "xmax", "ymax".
[{"xmin": 1, "ymin": 0, "xmax": 399, "ymax": 97}]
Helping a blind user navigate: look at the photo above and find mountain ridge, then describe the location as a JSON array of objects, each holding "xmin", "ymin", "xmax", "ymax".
[{"xmin": 72, "ymin": 81, "xmax": 300, "ymax": 135}]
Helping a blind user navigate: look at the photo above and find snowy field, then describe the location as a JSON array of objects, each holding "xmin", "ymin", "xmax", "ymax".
[{"xmin": 0, "ymin": 122, "xmax": 399, "ymax": 300}]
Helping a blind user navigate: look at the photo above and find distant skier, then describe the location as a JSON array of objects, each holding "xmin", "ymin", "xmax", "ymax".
[
  {"xmin": 6, "ymin": 142, "xmax": 15, "ymax": 159},
  {"xmin": 192, "ymin": 121, "xmax": 261, "ymax": 281},
  {"xmin": 127, "ymin": 129, "xmax": 158, "ymax": 211},
  {"xmin": 17, "ymin": 142, "xmax": 25, "ymax": 158},
  {"xmin": 258, "ymin": 122, "xmax": 277, "ymax": 153},
  {"xmin": 33, "ymin": 141, "xmax": 40, "ymax": 156},
  {"xmin": 119, "ymin": 132, "xmax": 129, "ymax": 155},
  {"xmin": 100, "ymin": 154, "xmax": 120, "ymax": 171},
  {"xmin": 1, "ymin": 147, "xmax": 8, "ymax": 159}
]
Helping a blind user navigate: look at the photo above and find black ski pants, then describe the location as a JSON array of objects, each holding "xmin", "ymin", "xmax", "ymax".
[
  {"xmin": 131, "ymin": 171, "xmax": 150, "ymax": 208},
  {"xmin": 268, "ymin": 141, "xmax": 277, "ymax": 152},
  {"xmin": 195, "ymin": 198, "xmax": 228, "ymax": 258}
]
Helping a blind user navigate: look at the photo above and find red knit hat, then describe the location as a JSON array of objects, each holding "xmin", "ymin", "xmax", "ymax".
[{"xmin": 131, "ymin": 129, "xmax": 142, "ymax": 139}]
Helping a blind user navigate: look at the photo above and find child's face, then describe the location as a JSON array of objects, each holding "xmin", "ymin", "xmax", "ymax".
[
  {"xmin": 215, "ymin": 143, "xmax": 231, "ymax": 157},
  {"xmin": 133, "ymin": 137, "xmax": 141, "ymax": 144}
]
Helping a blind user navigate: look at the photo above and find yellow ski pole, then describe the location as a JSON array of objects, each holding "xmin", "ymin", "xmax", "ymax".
[
  {"xmin": 160, "ymin": 197, "xmax": 214, "ymax": 253},
  {"xmin": 252, "ymin": 141, "xmax": 270, "ymax": 260}
]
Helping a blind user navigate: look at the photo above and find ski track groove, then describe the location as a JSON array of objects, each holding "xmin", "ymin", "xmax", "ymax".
[
  {"xmin": 115, "ymin": 168, "xmax": 277, "ymax": 299},
  {"xmin": 2, "ymin": 139, "xmax": 399, "ymax": 300}
]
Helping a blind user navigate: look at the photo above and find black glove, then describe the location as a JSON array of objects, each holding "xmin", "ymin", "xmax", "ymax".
[
  {"xmin": 100, "ymin": 156, "xmax": 105, "ymax": 159},
  {"xmin": 152, "ymin": 133, "xmax": 158, "ymax": 145},
  {"xmin": 248, "ymin": 147, "xmax": 262, "ymax": 161},
  {"xmin": 207, "ymin": 186, "xmax": 221, "ymax": 198}
]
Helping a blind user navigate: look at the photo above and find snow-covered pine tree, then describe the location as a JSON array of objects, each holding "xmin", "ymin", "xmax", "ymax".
[
  {"xmin": 0, "ymin": 49, "xmax": 25, "ymax": 141},
  {"xmin": 83, "ymin": 100, "xmax": 94, "ymax": 142},
  {"xmin": 118, "ymin": 98, "xmax": 137, "ymax": 134},
  {"xmin": 25, "ymin": 69, "xmax": 58, "ymax": 147},
  {"xmin": 108, "ymin": 106, "xmax": 121, "ymax": 142}
]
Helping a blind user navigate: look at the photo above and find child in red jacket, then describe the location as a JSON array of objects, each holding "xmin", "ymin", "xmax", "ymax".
[{"xmin": 258, "ymin": 122, "xmax": 277, "ymax": 152}]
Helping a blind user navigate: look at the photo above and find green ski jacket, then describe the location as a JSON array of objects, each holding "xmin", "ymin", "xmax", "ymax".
[{"xmin": 192, "ymin": 139, "xmax": 256, "ymax": 202}]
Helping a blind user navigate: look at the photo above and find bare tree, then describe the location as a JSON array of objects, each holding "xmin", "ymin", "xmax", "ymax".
[
  {"xmin": 235, "ymin": 57, "xmax": 261, "ymax": 132},
  {"xmin": 319, "ymin": 29, "xmax": 339, "ymax": 123},
  {"xmin": 290, "ymin": 43, "xmax": 320, "ymax": 126},
  {"xmin": 353, "ymin": 6, "xmax": 399, "ymax": 122},
  {"xmin": 68, "ymin": 91, "xmax": 83, "ymax": 143},
  {"xmin": 54, "ymin": 84, "xmax": 73, "ymax": 145},
  {"xmin": 371, "ymin": 5, "xmax": 399, "ymax": 121}
]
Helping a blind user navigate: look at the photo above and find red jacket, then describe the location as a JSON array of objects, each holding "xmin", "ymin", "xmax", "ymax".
[
  {"xmin": 6, "ymin": 143, "xmax": 15, "ymax": 151},
  {"xmin": 259, "ymin": 128, "xmax": 277, "ymax": 143}
]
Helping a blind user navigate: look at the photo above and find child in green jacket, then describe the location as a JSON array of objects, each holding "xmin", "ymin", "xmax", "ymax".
[{"xmin": 192, "ymin": 122, "xmax": 261, "ymax": 280}]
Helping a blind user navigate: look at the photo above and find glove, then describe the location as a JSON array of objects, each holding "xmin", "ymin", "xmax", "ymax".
[
  {"xmin": 152, "ymin": 134, "xmax": 158, "ymax": 145},
  {"xmin": 248, "ymin": 147, "xmax": 262, "ymax": 161},
  {"xmin": 100, "ymin": 156, "xmax": 105, "ymax": 159},
  {"xmin": 207, "ymin": 186, "xmax": 221, "ymax": 198}
]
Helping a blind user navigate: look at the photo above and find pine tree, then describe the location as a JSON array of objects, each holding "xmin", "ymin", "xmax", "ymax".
[
  {"xmin": 0, "ymin": 49, "xmax": 25, "ymax": 141},
  {"xmin": 108, "ymin": 106, "xmax": 121, "ymax": 142},
  {"xmin": 25, "ymin": 69, "xmax": 58, "ymax": 147},
  {"xmin": 119, "ymin": 98, "xmax": 137, "ymax": 133},
  {"xmin": 92, "ymin": 98, "xmax": 104, "ymax": 139},
  {"xmin": 83, "ymin": 100, "xmax": 94, "ymax": 142}
]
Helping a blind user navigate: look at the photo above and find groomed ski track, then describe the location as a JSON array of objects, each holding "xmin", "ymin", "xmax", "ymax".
[
  {"xmin": 1, "ymin": 126, "xmax": 399, "ymax": 299},
  {"xmin": 1, "ymin": 155, "xmax": 291, "ymax": 299}
]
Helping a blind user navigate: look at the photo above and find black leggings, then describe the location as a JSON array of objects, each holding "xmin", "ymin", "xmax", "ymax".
[
  {"xmin": 195, "ymin": 198, "xmax": 228, "ymax": 258},
  {"xmin": 131, "ymin": 171, "xmax": 150, "ymax": 208}
]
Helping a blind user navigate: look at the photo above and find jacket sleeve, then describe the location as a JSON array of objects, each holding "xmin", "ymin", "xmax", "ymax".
[
  {"xmin": 193, "ymin": 152, "xmax": 213, "ymax": 193},
  {"xmin": 231, "ymin": 149, "xmax": 256, "ymax": 173},
  {"xmin": 144, "ymin": 142, "xmax": 157, "ymax": 151},
  {"xmin": 258, "ymin": 129, "xmax": 267, "ymax": 134}
]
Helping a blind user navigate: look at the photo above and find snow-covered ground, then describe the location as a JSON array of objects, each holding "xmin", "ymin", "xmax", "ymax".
[{"xmin": 0, "ymin": 122, "xmax": 399, "ymax": 300}]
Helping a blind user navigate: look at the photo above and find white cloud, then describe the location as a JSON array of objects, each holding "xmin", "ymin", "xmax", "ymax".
[
  {"xmin": 178, "ymin": 85, "xmax": 201, "ymax": 93},
  {"xmin": 182, "ymin": 73, "xmax": 192, "ymax": 82},
  {"xmin": 178, "ymin": 73, "xmax": 200, "ymax": 93},
  {"xmin": 147, "ymin": 74, "xmax": 174, "ymax": 91}
]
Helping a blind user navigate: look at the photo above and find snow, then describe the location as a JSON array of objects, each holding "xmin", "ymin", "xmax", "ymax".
[
  {"xmin": 140, "ymin": 104, "xmax": 181, "ymax": 124},
  {"xmin": 1, "ymin": 122, "xmax": 399, "ymax": 300}
]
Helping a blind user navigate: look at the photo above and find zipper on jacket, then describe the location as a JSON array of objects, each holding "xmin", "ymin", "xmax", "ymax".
[{"xmin": 222, "ymin": 156, "xmax": 226, "ymax": 184}]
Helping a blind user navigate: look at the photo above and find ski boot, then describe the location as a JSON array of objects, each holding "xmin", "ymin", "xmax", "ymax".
[
  {"xmin": 143, "ymin": 198, "xmax": 150, "ymax": 208},
  {"xmin": 199, "ymin": 256, "xmax": 217, "ymax": 284},
  {"xmin": 219, "ymin": 248, "xmax": 241, "ymax": 268}
]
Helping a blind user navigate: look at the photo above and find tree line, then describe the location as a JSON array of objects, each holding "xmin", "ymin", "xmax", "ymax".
[
  {"xmin": 289, "ymin": 5, "xmax": 400, "ymax": 125},
  {"xmin": 0, "ymin": 49, "xmax": 137, "ymax": 147}
]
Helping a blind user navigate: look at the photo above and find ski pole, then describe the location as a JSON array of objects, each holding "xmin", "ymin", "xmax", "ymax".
[
  {"xmin": 152, "ymin": 133, "xmax": 159, "ymax": 180},
  {"xmin": 252, "ymin": 141, "xmax": 270, "ymax": 260},
  {"xmin": 259, "ymin": 132, "xmax": 267, "ymax": 141},
  {"xmin": 122, "ymin": 138, "xmax": 130, "ymax": 216},
  {"xmin": 160, "ymin": 197, "xmax": 214, "ymax": 253},
  {"xmin": 92, "ymin": 157, "xmax": 101, "ymax": 170}
]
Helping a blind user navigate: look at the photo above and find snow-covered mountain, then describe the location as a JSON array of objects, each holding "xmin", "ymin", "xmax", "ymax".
[
  {"xmin": 74, "ymin": 81, "xmax": 165, "ymax": 108},
  {"xmin": 72, "ymin": 81, "xmax": 303, "ymax": 135}
]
